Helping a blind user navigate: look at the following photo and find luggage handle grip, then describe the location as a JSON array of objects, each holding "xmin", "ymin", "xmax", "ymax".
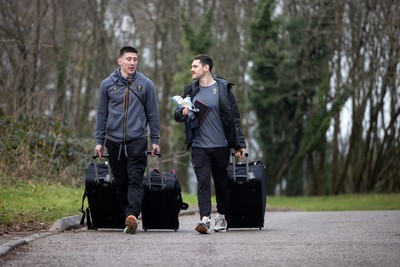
[
  {"xmin": 231, "ymin": 152, "xmax": 249, "ymax": 158},
  {"xmin": 146, "ymin": 152, "xmax": 161, "ymax": 158},
  {"xmin": 231, "ymin": 152, "xmax": 250, "ymax": 182},
  {"xmin": 146, "ymin": 151, "xmax": 165, "ymax": 189},
  {"xmin": 92, "ymin": 155, "xmax": 113, "ymax": 184},
  {"xmin": 93, "ymin": 155, "xmax": 109, "ymax": 160}
]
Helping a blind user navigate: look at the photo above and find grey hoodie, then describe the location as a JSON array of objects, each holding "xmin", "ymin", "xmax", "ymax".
[{"xmin": 96, "ymin": 68, "xmax": 160, "ymax": 146}]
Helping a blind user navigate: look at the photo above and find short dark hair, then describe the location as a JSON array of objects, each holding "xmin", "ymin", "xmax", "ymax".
[
  {"xmin": 119, "ymin": 46, "xmax": 139, "ymax": 58},
  {"xmin": 194, "ymin": 54, "xmax": 213, "ymax": 72}
]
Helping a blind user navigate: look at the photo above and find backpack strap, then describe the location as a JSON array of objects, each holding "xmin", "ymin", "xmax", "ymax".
[
  {"xmin": 128, "ymin": 85, "xmax": 148, "ymax": 124},
  {"xmin": 79, "ymin": 190, "xmax": 86, "ymax": 225},
  {"xmin": 79, "ymin": 189, "xmax": 93, "ymax": 229}
]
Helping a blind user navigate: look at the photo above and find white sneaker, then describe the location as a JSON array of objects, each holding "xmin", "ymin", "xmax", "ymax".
[
  {"xmin": 195, "ymin": 216, "xmax": 211, "ymax": 234},
  {"xmin": 214, "ymin": 213, "xmax": 227, "ymax": 232},
  {"xmin": 124, "ymin": 215, "xmax": 138, "ymax": 234}
]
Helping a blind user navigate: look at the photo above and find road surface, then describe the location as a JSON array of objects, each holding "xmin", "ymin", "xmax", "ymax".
[{"xmin": 1, "ymin": 211, "xmax": 399, "ymax": 266}]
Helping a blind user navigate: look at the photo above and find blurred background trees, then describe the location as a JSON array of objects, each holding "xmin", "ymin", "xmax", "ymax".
[{"xmin": 0, "ymin": 0, "xmax": 399, "ymax": 195}]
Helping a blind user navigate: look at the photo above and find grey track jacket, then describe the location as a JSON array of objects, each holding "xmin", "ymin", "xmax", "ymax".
[{"xmin": 96, "ymin": 68, "xmax": 160, "ymax": 146}]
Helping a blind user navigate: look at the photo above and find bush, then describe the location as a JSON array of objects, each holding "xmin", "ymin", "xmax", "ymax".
[{"xmin": 0, "ymin": 113, "xmax": 92, "ymax": 186}]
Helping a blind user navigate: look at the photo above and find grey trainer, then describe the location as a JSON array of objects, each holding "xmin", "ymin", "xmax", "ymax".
[
  {"xmin": 214, "ymin": 213, "xmax": 227, "ymax": 232},
  {"xmin": 195, "ymin": 216, "xmax": 211, "ymax": 234}
]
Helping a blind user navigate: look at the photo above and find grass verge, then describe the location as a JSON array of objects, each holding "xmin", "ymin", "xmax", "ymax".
[
  {"xmin": 0, "ymin": 182, "xmax": 83, "ymax": 230},
  {"xmin": 267, "ymin": 194, "xmax": 400, "ymax": 211},
  {"xmin": 1, "ymin": 182, "xmax": 399, "ymax": 231}
]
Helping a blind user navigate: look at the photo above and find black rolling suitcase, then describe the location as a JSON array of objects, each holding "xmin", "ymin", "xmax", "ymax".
[
  {"xmin": 141, "ymin": 153, "xmax": 188, "ymax": 231},
  {"xmin": 79, "ymin": 155, "xmax": 125, "ymax": 230},
  {"xmin": 227, "ymin": 153, "xmax": 267, "ymax": 230}
]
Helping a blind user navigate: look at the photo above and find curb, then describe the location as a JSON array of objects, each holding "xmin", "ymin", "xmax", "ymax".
[
  {"xmin": 48, "ymin": 215, "xmax": 83, "ymax": 232},
  {"xmin": 0, "ymin": 208, "xmax": 199, "ymax": 258},
  {"xmin": 0, "ymin": 232, "xmax": 53, "ymax": 257},
  {"xmin": 1, "ymin": 215, "xmax": 83, "ymax": 257}
]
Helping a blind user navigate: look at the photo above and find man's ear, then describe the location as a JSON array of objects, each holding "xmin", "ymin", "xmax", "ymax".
[{"xmin": 117, "ymin": 58, "xmax": 122, "ymax": 66}]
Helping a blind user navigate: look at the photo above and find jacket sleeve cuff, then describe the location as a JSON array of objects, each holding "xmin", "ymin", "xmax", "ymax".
[
  {"xmin": 96, "ymin": 139, "xmax": 105, "ymax": 146},
  {"xmin": 151, "ymin": 138, "xmax": 160, "ymax": 145}
]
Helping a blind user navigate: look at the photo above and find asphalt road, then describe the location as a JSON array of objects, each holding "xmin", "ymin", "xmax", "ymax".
[{"xmin": 1, "ymin": 210, "xmax": 399, "ymax": 266}]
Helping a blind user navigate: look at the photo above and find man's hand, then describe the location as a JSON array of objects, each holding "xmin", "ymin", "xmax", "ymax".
[
  {"xmin": 235, "ymin": 148, "xmax": 246, "ymax": 159},
  {"xmin": 181, "ymin": 107, "xmax": 189, "ymax": 116},
  {"xmin": 95, "ymin": 144, "xmax": 104, "ymax": 159},
  {"xmin": 150, "ymin": 144, "xmax": 160, "ymax": 156}
]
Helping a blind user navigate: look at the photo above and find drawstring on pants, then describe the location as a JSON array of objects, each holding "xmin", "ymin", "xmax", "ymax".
[{"xmin": 117, "ymin": 143, "xmax": 129, "ymax": 160}]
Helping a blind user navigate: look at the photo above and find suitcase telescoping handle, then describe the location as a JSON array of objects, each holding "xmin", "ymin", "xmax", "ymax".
[
  {"xmin": 92, "ymin": 155, "xmax": 113, "ymax": 183},
  {"xmin": 146, "ymin": 152, "xmax": 164, "ymax": 190},
  {"xmin": 231, "ymin": 152, "xmax": 250, "ymax": 182}
]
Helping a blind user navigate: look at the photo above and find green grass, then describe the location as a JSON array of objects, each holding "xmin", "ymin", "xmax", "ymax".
[
  {"xmin": 181, "ymin": 193, "xmax": 198, "ymax": 207},
  {"xmin": 0, "ymin": 182, "xmax": 83, "ymax": 227},
  {"xmin": 266, "ymin": 194, "xmax": 400, "ymax": 211},
  {"xmin": 1, "ymin": 182, "xmax": 399, "ymax": 229}
]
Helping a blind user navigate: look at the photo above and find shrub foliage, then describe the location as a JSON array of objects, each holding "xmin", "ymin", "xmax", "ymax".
[{"xmin": 0, "ymin": 112, "xmax": 92, "ymax": 186}]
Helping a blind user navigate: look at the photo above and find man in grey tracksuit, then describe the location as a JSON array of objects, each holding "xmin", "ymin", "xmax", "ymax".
[{"xmin": 95, "ymin": 46, "xmax": 160, "ymax": 234}]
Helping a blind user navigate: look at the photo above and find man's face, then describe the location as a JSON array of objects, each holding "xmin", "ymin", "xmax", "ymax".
[
  {"xmin": 191, "ymin": 59, "xmax": 207, "ymax": 80},
  {"xmin": 118, "ymin": 52, "xmax": 138, "ymax": 78}
]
